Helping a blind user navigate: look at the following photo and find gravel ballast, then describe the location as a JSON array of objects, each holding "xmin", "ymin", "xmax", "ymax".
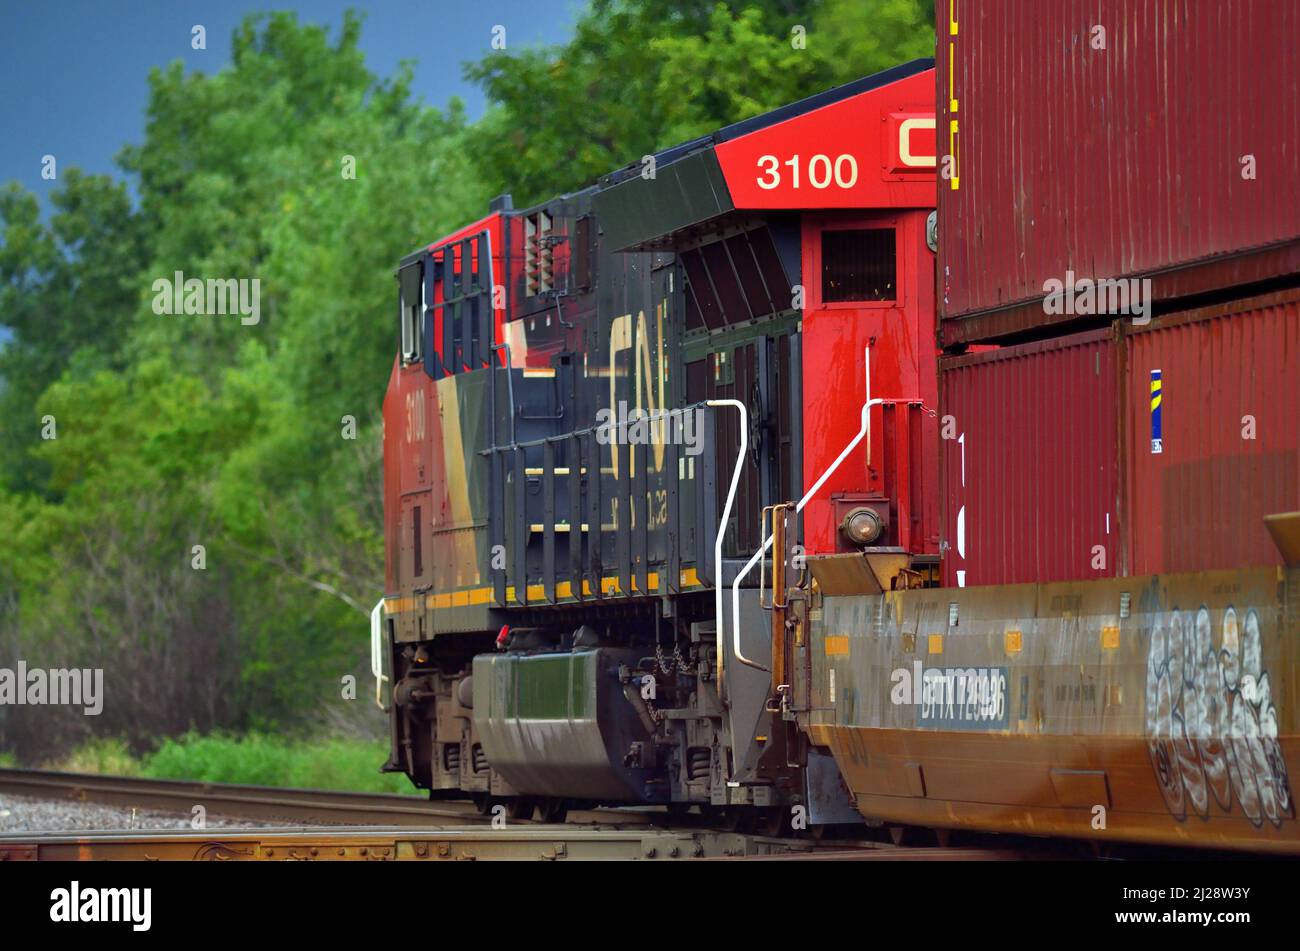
[{"xmin": 0, "ymin": 791, "xmax": 285, "ymax": 833}]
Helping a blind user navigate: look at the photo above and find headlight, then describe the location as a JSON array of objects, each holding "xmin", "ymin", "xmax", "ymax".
[{"xmin": 841, "ymin": 507, "xmax": 884, "ymax": 546}]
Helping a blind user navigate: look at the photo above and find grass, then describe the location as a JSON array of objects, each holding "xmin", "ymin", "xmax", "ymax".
[
  {"xmin": 44, "ymin": 737, "xmax": 141, "ymax": 776},
  {"xmin": 33, "ymin": 733, "xmax": 419, "ymax": 795},
  {"xmin": 143, "ymin": 733, "xmax": 417, "ymax": 794}
]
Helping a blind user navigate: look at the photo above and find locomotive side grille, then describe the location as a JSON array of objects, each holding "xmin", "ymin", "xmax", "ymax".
[
  {"xmin": 525, "ymin": 210, "xmax": 554, "ymax": 297},
  {"xmin": 682, "ymin": 225, "xmax": 793, "ymax": 331}
]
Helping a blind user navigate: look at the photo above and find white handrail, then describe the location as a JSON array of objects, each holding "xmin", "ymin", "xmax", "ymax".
[
  {"xmin": 370, "ymin": 598, "xmax": 390, "ymax": 712},
  {"xmin": 705, "ymin": 399, "xmax": 748, "ymax": 682},
  {"xmin": 729, "ymin": 397, "xmax": 884, "ymax": 670}
]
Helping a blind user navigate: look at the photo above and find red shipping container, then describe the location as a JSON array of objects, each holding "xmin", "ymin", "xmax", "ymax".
[
  {"xmin": 940, "ymin": 329, "xmax": 1119, "ymax": 587},
  {"xmin": 1122, "ymin": 289, "xmax": 1300, "ymax": 575},
  {"xmin": 936, "ymin": 0, "xmax": 1300, "ymax": 345},
  {"xmin": 940, "ymin": 289, "xmax": 1300, "ymax": 587}
]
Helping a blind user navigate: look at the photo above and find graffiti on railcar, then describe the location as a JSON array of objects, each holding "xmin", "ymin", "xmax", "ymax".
[{"xmin": 1145, "ymin": 605, "xmax": 1294, "ymax": 827}]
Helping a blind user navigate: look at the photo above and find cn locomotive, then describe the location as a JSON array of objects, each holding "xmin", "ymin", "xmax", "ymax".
[{"xmin": 374, "ymin": 8, "xmax": 1300, "ymax": 853}]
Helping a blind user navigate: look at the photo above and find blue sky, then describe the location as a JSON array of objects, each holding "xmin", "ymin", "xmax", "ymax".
[{"xmin": 0, "ymin": 0, "xmax": 581, "ymax": 209}]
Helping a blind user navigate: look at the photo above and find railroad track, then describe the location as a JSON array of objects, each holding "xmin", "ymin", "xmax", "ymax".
[
  {"xmin": 0, "ymin": 768, "xmax": 842, "ymax": 860},
  {"xmin": 0, "ymin": 767, "xmax": 653, "ymax": 828},
  {"xmin": 0, "ymin": 768, "xmax": 1082, "ymax": 861}
]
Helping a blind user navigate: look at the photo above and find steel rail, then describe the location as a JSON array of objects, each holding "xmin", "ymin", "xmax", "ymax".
[
  {"xmin": 0, "ymin": 769, "xmax": 1115, "ymax": 863},
  {"xmin": 0, "ymin": 768, "xmax": 653, "ymax": 828}
]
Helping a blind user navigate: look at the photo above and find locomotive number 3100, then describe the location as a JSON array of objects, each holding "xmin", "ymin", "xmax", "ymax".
[{"xmin": 755, "ymin": 153, "xmax": 859, "ymax": 190}]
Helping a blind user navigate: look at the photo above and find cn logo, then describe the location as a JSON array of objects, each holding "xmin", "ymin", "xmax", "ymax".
[
  {"xmin": 898, "ymin": 117, "xmax": 937, "ymax": 168},
  {"xmin": 885, "ymin": 112, "xmax": 936, "ymax": 175}
]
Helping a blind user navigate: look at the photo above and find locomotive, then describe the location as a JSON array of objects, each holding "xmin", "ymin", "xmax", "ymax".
[
  {"xmin": 374, "ymin": 21, "xmax": 1300, "ymax": 852},
  {"xmin": 374, "ymin": 57, "xmax": 939, "ymax": 828}
]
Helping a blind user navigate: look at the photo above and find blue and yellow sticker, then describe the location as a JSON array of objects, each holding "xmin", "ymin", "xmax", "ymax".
[{"xmin": 1150, "ymin": 369, "xmax": 1163, "ymax": 454}]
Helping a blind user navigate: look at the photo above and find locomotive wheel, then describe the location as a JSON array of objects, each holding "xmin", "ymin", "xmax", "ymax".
[{"xmin": 536, "ymin": 798, "xmax": 569, "ymax": 824}]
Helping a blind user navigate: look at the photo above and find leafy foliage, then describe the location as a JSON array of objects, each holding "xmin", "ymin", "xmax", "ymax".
[
  {"xmin": 0, "ymin": 3, "xmax": 933, "ymax": 766},
  {"xmin": 143, "ymin": 732, "xmax": 413, "ymax": 793},
  {"xmin": 467, "ymin": 0, "xmax": 935, "ymax": 205},
  {"xmin": 40, "ymin": 733, "xmax": 411, "ymax": 793}
]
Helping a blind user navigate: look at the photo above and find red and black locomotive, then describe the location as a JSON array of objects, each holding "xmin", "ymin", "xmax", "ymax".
[{"xmin": 376, "ymin": 58, "xmax": 939, "ymax": 826}]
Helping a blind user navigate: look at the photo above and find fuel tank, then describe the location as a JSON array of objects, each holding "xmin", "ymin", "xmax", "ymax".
[{"xmin": 472, "ymin": 648, "xmax": 665, "ymax": 802}]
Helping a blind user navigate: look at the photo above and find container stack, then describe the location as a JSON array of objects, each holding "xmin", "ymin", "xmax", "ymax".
[{"xmin": 935, "ymin": 0, "xmax": 1300, "ymax": 587}]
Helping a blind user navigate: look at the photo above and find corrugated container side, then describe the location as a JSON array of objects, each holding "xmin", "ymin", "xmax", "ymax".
[
  {"xmin": 936, "ymin": 0, "xmax": 1300, "ymax": 344},
  {"xmin": 1123, "ymin": 289, "xmax": 1300, "ymax": 575},
  {"xmin": 941, "ymin": 330, "xmax": 1119, "ymax": 587}
]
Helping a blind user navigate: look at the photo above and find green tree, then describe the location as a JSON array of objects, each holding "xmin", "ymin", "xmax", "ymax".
[
  {"xmin": 0, "ymin": 2, "xmax": 935, "ymax": 761},
  {"xmin": 466, "ymin": 0, "xmax": 935, "ymax": 204},
  {"xmin": 0, "ymin": 171, "xmax": 145, "ymax": 493},
  {"xmin": 0, "ymin": 12, "xmax": 489, "ymax": 754}
]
